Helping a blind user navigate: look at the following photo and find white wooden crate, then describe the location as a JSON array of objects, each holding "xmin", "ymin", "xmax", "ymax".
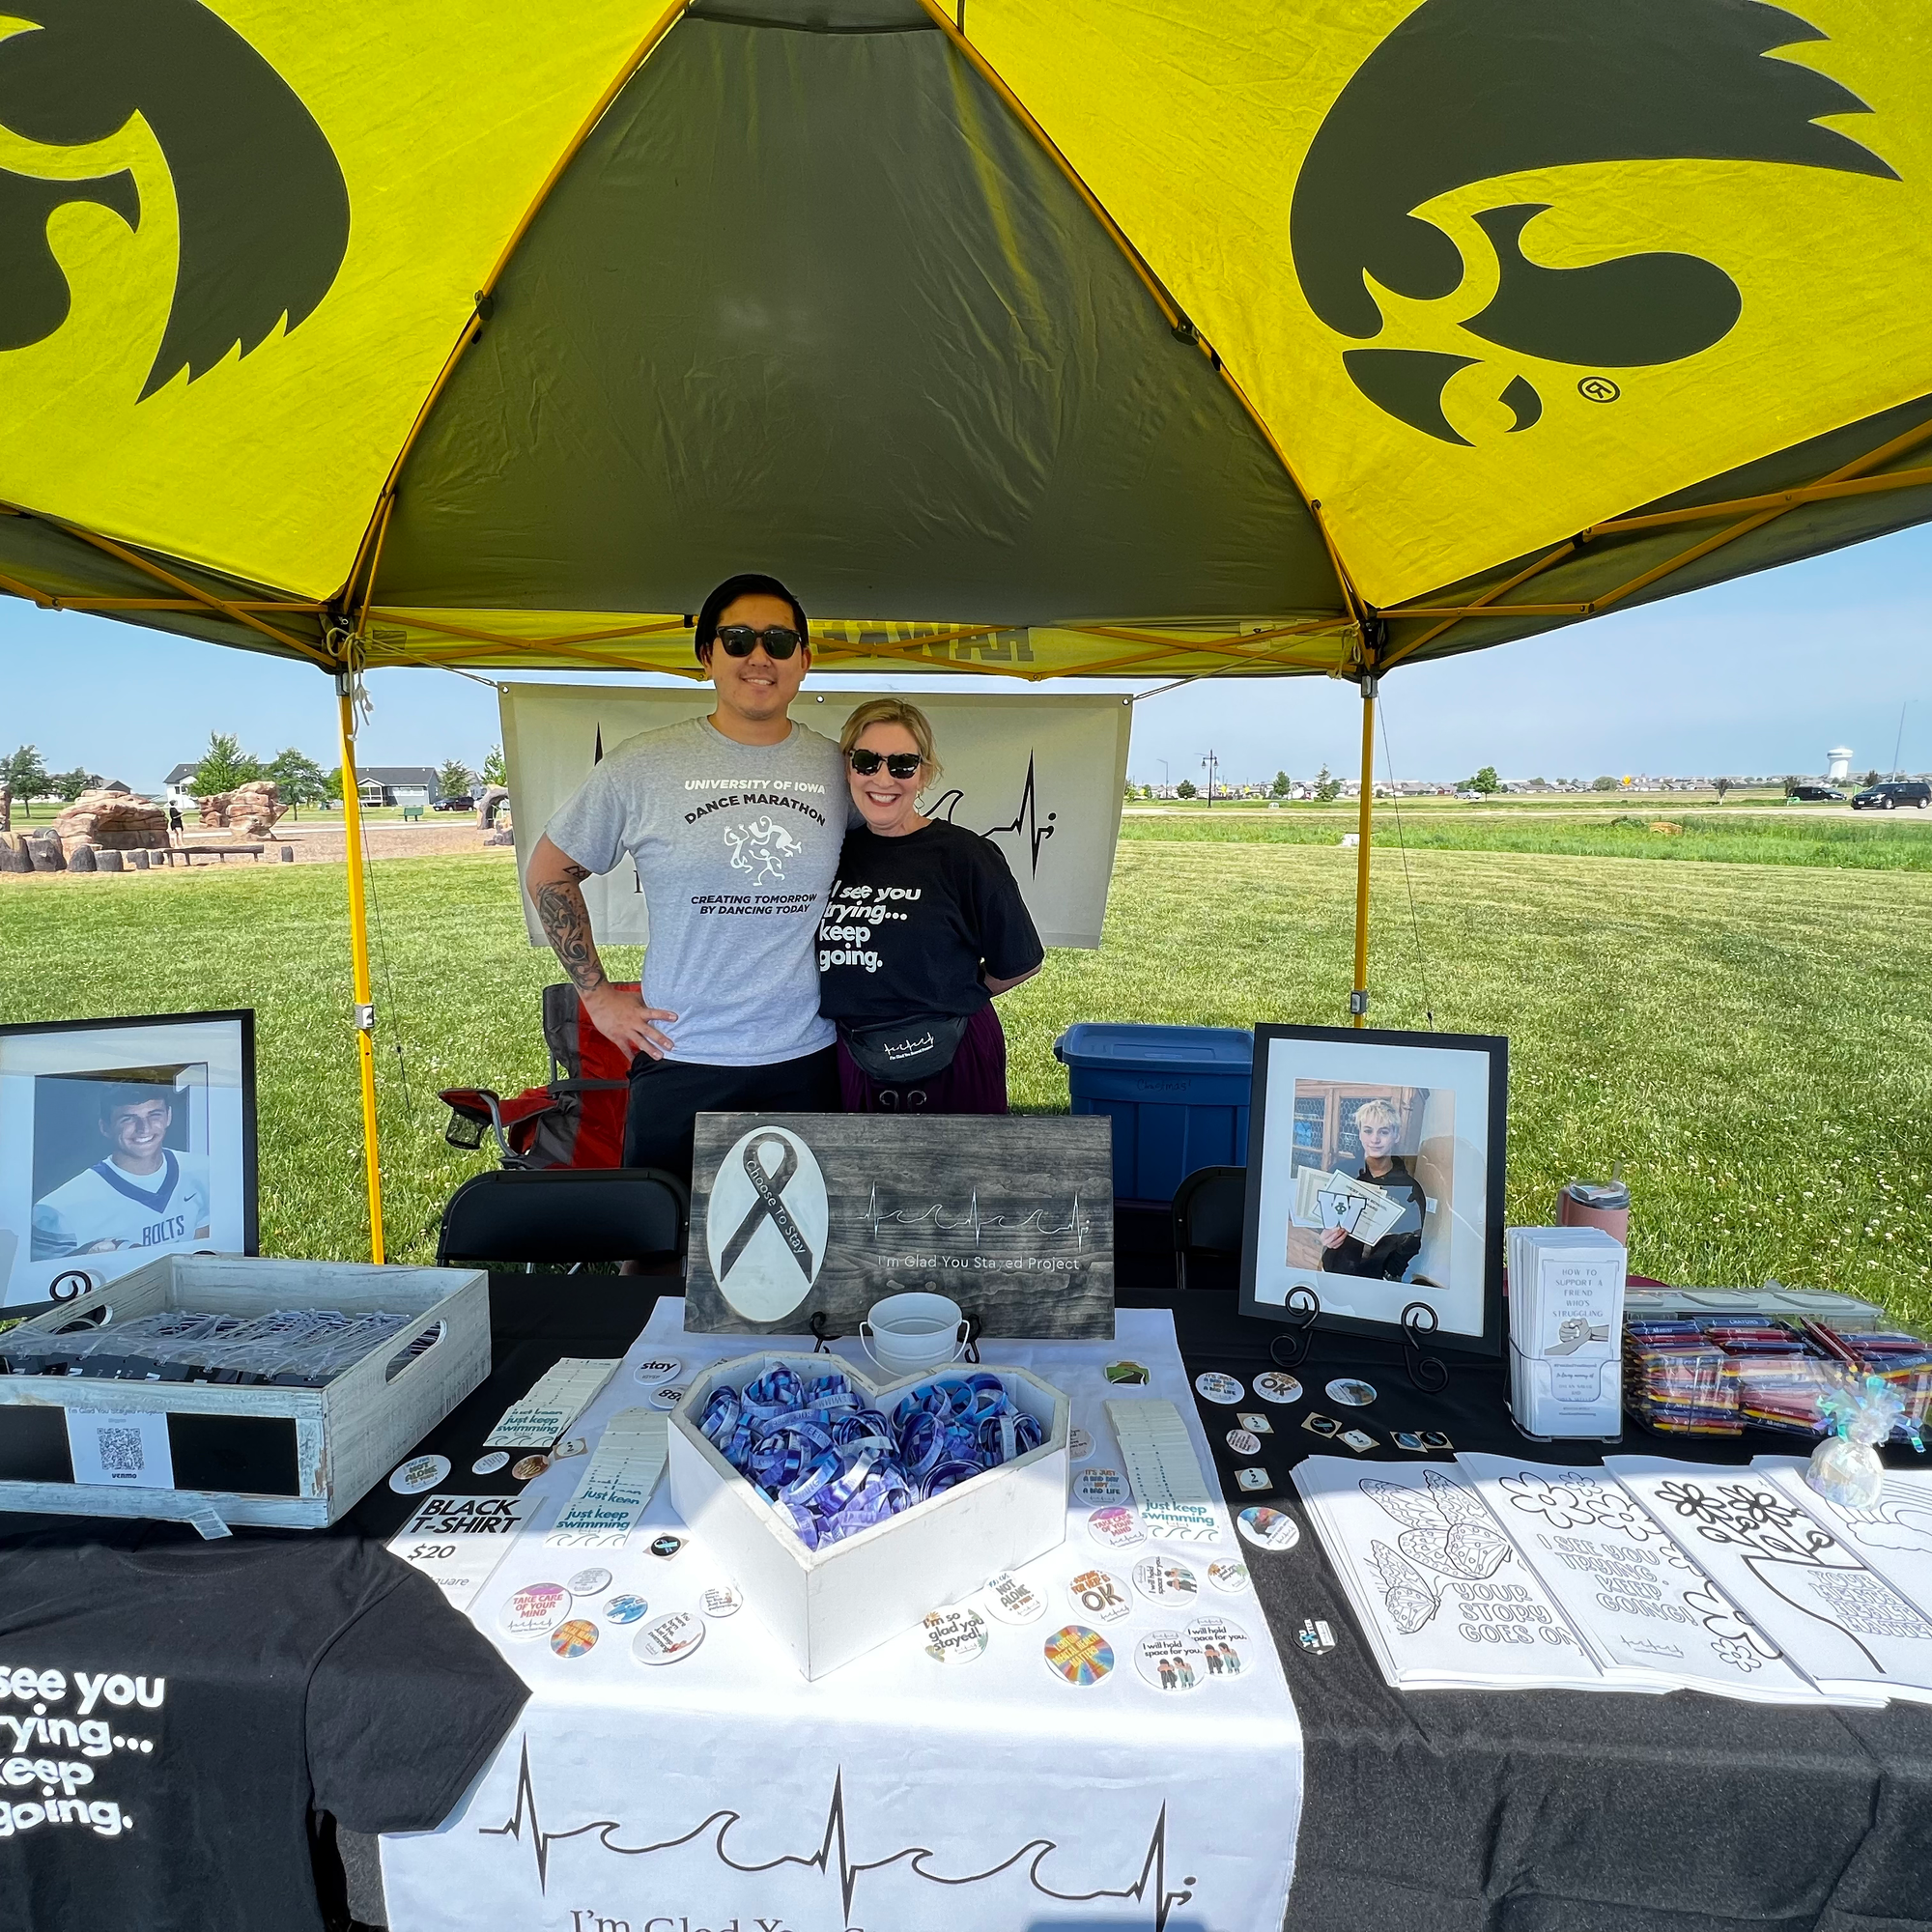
[
  {"xmin": 0, "ymin": 1254, "xmax": 489, "ymax": 1528},
  {"xmin": 668, "ymin": 1351, "xmax": 1068, "ymax": 1680}
]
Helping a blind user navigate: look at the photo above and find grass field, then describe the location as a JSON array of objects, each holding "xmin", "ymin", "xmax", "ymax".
[{"xmin": 2, "ymin": 840, "xmax": 1927, "ymax": 1329}]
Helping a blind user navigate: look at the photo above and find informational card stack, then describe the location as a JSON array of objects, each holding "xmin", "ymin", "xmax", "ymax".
[
  {"xmin": 483, "ymin": 1357, "xmax": 620, "ymax": 1448},
  {"xmin": 546, "ymin": 1407, "xmax": 669, "ymax": 1547},
  {"xmin": 1293, "ymin": 1164, "xmax": 1405, "ymax": 1244},
  {"xmin": 1506, "ymin": 1225, "xmax": 1626, "ymax": 1438},
  {"xmin": 1105, "ymin": 1397, "xmax": 1220, "ymax": 1541}
]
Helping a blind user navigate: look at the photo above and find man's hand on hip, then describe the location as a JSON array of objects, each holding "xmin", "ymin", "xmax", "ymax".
[{"xmin": 582, "ymin": 981, "xmax": 678, "ymax": 1062}]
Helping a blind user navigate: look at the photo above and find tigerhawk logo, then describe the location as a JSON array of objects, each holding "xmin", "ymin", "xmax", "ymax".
[
  {"xmin": 1289, "ymin": 0, "xmax": 1897, "ymax": 444},
  {"xmin": 0, "ymin": 0, "xmax": 349, "ymax": 398}
]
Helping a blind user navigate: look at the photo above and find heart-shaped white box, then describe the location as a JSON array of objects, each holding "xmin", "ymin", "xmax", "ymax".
[{"xmin": 668, "ymin": 1352, "xmax": 1070, "ymax": 1679}]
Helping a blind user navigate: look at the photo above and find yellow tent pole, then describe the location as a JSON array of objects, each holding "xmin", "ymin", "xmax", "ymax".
[
  {"xmin": 334, "ymin": 675, "xmax": 385, "ymax": 1263},
  {"xmin": 1350, "ymin": 673, "xmax": 1377, "ymax": 1029}
]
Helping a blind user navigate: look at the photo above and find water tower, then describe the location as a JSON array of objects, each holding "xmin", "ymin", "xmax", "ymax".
[{"xmin": 1827, "ymin": 747, "xmax": 1853, "ymax": 781}]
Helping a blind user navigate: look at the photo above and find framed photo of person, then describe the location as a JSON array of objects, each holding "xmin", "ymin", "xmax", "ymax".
[
  {"xmin": 0, "ymin": 1011, "xmax": 257, "ymax": 1307},
  {"xmin": 1238, "ymin": 1024, "xmax": 1506, "ymax": 1355}
]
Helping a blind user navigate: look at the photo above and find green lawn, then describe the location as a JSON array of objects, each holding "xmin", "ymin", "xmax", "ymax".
[{"xmin": 2, "ymin": 842, "xmax": 1927, "ymax": 1329}]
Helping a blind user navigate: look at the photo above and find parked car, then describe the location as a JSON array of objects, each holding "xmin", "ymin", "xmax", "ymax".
[
  {"xmin": 1851, "ymin": 780, "xmax": 1931, "ymax": 810},
  {"xmin": 432, "ymin": 793, "xmax": 475, "ymax": 812},
  {"xmin": 1786, "ymin": 783, "xmax": 1845, "ymax": 802}
]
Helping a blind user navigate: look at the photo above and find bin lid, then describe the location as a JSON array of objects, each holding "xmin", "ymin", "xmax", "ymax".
[{"xmin": 1053, "ymin": 1023, "xmax": 1253, "ymax": 1070}]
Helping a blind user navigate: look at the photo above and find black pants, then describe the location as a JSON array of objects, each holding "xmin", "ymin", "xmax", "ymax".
[{"xmin": 622, "ymin": 1046, "xmax": 840, "ymax": 1185}]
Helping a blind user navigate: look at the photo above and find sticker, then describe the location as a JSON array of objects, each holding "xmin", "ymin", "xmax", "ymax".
[
  {"xmin": 1338, "ymin": 1428, "xmax": 1378, "ymax": 1454},
  {"xmin": 388, "ymin": 1453, "xmax": 450, "ymax": 1495},
  {"xmin": 1187, "ymin": 1614, "xmax": 1252, "ymax": 1680},
  {"xmin": 701, "ymin": 1584, "xmax": 743, "ymax": 1619},
  {"xmin": 603, "ymin": 1593, "xmax": 651, "ymax": 1625},
  {"xmin": 1297, "ymin": 1617, "xmax": 1337, "ymax": 1656},
  {"xmin": 551, "ymin": 1435, "xmax": 589, "ymax": 1461},
  {"xmin": 566, "ymin": 1567, "xmax": 613, "ymax": 1598},
  {"xmin": 1135, "ymin": 1628, "xmax": 1208, "ymax": 1692},
  {"xmin": 1301, "ymin": 1411, "xmax": 1342, "ymax": 1438},
  {"xmin": 649, "ymin": 1534, "xmax": 686, "ymax": 1560},
  {"xmin": 1140, "ymin": 1502, "xmax": 1224, "ymax": 1544},
  {"xmin": 500, "ymin": 1581, "xmax": 571, "ymax": 1640},
  {"xmin": 1421, "ymin": 1430, "xmax": 1454, "ymax": 1451},
  {"xmin": 1253, "ymin": 1372, "xmax": 1304, "ymax": 1405},
  {"xmin": 1237, "ymin": 1506, "xmax": 1301, "ymax": 1552},
  {"xmin": 471, "ymin": 1451, "xmax": 510, "ymax": 1476},
  {"xmin": 647, "ymin": 1383, "xmax": 689, "ymax": 1411},
  {"xmin": 633, "ymin": 1357, "xmax": 682, "ymax": 1385},
  {"xmin": 1326, "ymin": 1378, "xmax": 1378, "ymax": 1407},
  {"xmin": 1073, "ymin": 1467, "xmax": 1129, "ymax": 1506},
  {"xmin": 1235, "ymin": 1413, "xmax": 1273, "ymax": 1435},
  {"xmin": 550, "ymin": 1618, "xmax": 599, "ymax": 1660},
  {"xmin": 1208, "ymin": 1559, "xmax": 1252, "ymax": 1594},
  {"xmin": 1067, "ymin": 1567, "xmax": 1133, "ymax": 1623},
  {"xmin": 1104, "ymin": 1361, "xmax": 1151, "ymax": 1385},
  {"xmin": 1235, "ymin": 1466, "xmax": 1272, "ymax": 1492},
  {"xmin": 633, "ymin": 1609, "xmax": 706, "ymax": 1665},
  {"xmin": 1043, "ymin": 1625, "xmax": 1115, "ymax": 1687},
  {"xmin": 1193, "ymin": 1371, "xmax": 1244, "ymax": 1406},
  {"xmin": 1226, "ymin": 1429, "xmax": 1263, "ymax": 1457},
  {"xmin": 1132, "ymin": 1554, "xmax": 1200, "ymax": 1605},
  {"xmin": 1392, "ymin": 1431, "xmax": 1429, "ymax": 1454},
  {"xmin": 511, "ymin": 1455, "xmax": 550, "ymax": 1481},
  {"xmin": 923, "ymin": 1605, "xmax": 989, "ymax": 1663},
  {"xmin": 1067, "ymin": 1427, "xmax": 1094, "ymax": 1463},
  {"xmin": 983, "ymin": 1572, "xmax": 1047, "ymax": 1625},
  {"xmin": 1087, "ymin": 1504, "xmax": 1146, "ymax": 1552}
]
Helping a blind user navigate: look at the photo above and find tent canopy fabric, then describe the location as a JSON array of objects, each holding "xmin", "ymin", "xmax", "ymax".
[{"xmin": 1, "ymin": 0, "xmax": 1929, "ymax": 683}]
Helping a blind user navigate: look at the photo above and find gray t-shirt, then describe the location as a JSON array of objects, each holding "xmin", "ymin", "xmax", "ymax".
[{"xmin": 544, "ymin": 716, "xmax": 846, "ymax": 1065}]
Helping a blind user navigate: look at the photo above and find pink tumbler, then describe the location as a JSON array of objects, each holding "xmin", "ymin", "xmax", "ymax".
[{"xmin": 1558, "ymin": 1178, "xmax": 1630, "ymax": 1246}]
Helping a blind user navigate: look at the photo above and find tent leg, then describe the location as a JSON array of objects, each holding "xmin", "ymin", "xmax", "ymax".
[
  {"xmin": 1351, "ymin": 674, "xmax": 1376, "ymax": 1029},
  {"xmin": 335, "ymin": 677, "xmax": 385, "ymax": 1264}
]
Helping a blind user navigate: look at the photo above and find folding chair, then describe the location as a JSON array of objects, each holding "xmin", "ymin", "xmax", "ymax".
[
  {"xmin": 435, "ymin": 1167, "xmax": 689, "ymax": 1272},
  {"xmin": 1170, "ymin": 1164, "xmax": 1247, "ymax": 1292}
]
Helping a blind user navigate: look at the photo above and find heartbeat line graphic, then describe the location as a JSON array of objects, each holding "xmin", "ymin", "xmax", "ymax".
[
  {"xmin": 481, "ymin": 1741, "xmax": 1196, "ymax": 1929},
  {"xmin": 930, "ymin": 750, "xmax": 1058, "ymax": 875},
  {"xmin": 867, "ymin": 1184, "xmax": 1090, "ymax": 1249}
]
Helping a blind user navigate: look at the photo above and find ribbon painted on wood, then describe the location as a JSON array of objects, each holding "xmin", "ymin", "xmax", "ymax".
[{"xmin": 719, "ymin": 1132, "xmax": 816, "ymax": 1283}]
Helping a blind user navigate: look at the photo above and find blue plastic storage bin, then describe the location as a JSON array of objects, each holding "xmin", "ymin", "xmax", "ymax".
[{"xmin": 1053, "ymin": 1024, "xmax": 1254, "ymax": 1206}]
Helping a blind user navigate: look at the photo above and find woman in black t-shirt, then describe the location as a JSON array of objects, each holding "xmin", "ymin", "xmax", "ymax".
[{"xmin": 818, "ymin": 699, "xmax": 1043, "ymax": 1112}]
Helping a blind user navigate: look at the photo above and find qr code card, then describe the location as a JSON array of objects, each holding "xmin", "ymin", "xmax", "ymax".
[{"xmin": 66, "ymin": 1409, "xmax": 176, "ymax": 1489}]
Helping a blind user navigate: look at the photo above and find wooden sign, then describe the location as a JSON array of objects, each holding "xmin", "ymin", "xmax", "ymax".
[{"xmin": 684, "ymin": 1113, "xmax": 1115, "ymax": 1340}]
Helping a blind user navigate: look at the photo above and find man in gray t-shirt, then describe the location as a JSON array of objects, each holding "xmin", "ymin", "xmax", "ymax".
[{"xmin": 524, "ymin": 572, "xmax": 846, "ymax": 1179}]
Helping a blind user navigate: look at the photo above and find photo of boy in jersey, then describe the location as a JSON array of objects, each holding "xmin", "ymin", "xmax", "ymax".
[{"xmin": 30, "ymin": 1078, "xmax": 213, "ymax": 1261}]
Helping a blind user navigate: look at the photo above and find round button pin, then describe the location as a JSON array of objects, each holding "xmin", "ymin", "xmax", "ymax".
[
  {"xmin": 634, "ymin": 1609, "xmax": 706, "ymax": 1665},
  {"xmin": 1187, "ymin": 1614, "xmax": 1253, "ymax": 1680},
  {"xmin": 1326, "ymin": 1377, "xmax": 1378, "ymax": 1407},
  {"xmin": 499, "ymin": 1581, "xmax": 571, "ymax": 1641},
  {"xmin": 1087, "ymin": 1504, "xmax": 1146, "ymax": 1552},
  {"xmin": 1226, "ymin": 1428, "xmax": 1263, "ymax": 1457},
  {"xmin": 603, "ymin": 1593, "xmax": 650, "ymax": 1625},
  {"xmin": 550, "ymin": 1618, "xmax": 599, "ymax": 1660},
  {"xmin": 1073, "ymin": 1467, "xmax": 1129, "ymax": 1507},
  {"xmin": 1208, "ymin": 1559, "xmax": 1252, "ymax": 1594},
  {"xmin": 387, "ymin": 1453, "xmax": 449, "ymax": 1495},
  {"xmin": 701, "ymin": 1584, "xmax": 743, "ymax": 1619},
  {"xmin": 1131, "ymin": 1555, "xmax": 1200, "ymax": 1605},
  {"xmin": 471, "ymin": 1451, "xmax": 510, "ymax": 1476},
  {"xmin": 983, "ymin": 1571, "xmax": 1047, "ymax": 1625},
  {"xmin": 566, "ymin": 1567, "xmax": 612, "ymax": 1598},
  {"xmin": 922, "ymin": 1605, "xmax": 989, "ymax": 1663},
  {"xmin": 1067, "ymin": 1567, "xmax": 1133, "ymax": 1623},
  {"xmin": 647, "ymin": 1383, "xmax": 689, "ymax": 1411},
  {"xmin": 1194, "ymin": 1372, "xmax": 1244, "ymax": 1406},
  {"xmin": 1253, "ymin": 1372, "xmax": 1304, "ymax": 1406},
  {"xmin": 1236, "ymin": 1506, "xmax": 1302, "ymax": 1552},
  {"xmin": 1042, "ymin": 1624, "xmax": 1115, "ymax": 1687},
  {"xmin": 1134, "ymin": 1628, "xmax": 1208, "ymax": 1692},
  {"xmin": 510, "ymin": 1454, "xmax": 550, "ymax": 1481},
  {"xmin": 633, "ymin": 1357, "xmax": 682, "ymax": 1385}
]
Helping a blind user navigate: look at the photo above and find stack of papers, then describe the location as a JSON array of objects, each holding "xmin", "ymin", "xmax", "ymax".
[
  {"xmin": 483, "ymin": 1357, "xmax": 621, "ymax": 1448},
  {"xmin": 546, "ymin": 1408, "xmax": 669, "ymax": 1548},
  {"xmin": 1506, "ymin": 1226, "xmax": 1626, "ymax": 1438},
  {"xmin": 1292, "ymin": 1165, "xmax": 1405, "ymax": 1245},
  {"xmin": 1105, "ymin": 1398, "xmax": 1220, "ymax": 1541}
]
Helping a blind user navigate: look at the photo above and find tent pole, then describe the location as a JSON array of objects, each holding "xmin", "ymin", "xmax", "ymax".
[
  {"xmin": 334, "ymin": 675, "xmax": 385, "ymax": 1264},
  {"xmin": 1350, "ymin": 673, "xmax": 1377, "ymax": 1029}
]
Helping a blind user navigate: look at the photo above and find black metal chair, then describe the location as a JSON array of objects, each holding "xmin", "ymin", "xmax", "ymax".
[
  {"xmin": 435, "ymin": 1167, "xmax": 689, "ymax": 1272},
  {"xmin": 1170, "ymin": 1164, "xmax": 1247, "ymax": 1292}
]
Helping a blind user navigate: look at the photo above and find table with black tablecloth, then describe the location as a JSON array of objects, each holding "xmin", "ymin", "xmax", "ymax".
[{"xmin": 8, "ymin": 1244, "xmax": 1931, "ymax": 1932}]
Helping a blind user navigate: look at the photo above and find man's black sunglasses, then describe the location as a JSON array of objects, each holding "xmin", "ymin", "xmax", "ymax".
[
  {"xmin": 711, "ymin": 624, "xmax": 804, "ymax": 659},
  {"xmin": 849, "ymin": 749, "xmax": 923, "ymax": 780}
]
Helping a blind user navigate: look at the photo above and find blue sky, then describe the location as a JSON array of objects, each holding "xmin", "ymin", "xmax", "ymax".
[{"xmin": 4, "ymin": 523, "xmax": 1927, "ymax": 793}]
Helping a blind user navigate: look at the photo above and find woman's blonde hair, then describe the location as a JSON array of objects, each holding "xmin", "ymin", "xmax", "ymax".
[
  {"xmin": 839, "ymin": 697, "xmax": 942, "ymax": 783},
  {"xmin": 1354, "ymin": 1097, "xmax": 1402, "ymax": 1135}
]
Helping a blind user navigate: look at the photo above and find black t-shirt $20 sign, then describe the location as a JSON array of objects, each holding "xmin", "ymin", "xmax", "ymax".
[
  {"xmin": 816, "ymin": 819, "xmax": 1044, "ymax": 1027},
  {"xmin": 0, "ymin": 1521, "xmax": 527, "ymax": 1932}
]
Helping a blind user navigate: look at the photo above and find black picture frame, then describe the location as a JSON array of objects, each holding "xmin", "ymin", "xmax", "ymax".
[
  {"xmin": 0, "ymin": 1009, "xmax": 258, "ymax": 1306},
  {"xmin": 1237, "ymin": 1023, "xmax": 1507, "ymax": 1357}
]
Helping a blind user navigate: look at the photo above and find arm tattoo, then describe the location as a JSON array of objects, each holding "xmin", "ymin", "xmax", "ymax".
[{"xmin": 534, "ymin": 875, "xmax": 607, "ymax": 993}]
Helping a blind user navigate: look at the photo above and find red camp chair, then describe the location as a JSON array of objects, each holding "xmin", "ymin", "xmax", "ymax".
[{"xmin": 439, "ymin": 982, "xmax": 635, "ymax": 1169}]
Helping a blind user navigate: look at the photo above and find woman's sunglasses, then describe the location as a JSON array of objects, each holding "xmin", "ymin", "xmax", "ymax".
[
  {"xmin": 712, "ymin": 624, "xmax": 804, "ymax": 659},
  {"xmin": 849, "ymin": 749, "xmax": 923, "ymax": 780}
]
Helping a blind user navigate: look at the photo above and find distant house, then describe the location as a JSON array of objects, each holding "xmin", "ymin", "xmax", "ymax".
[
  {"xmin": 161, "ymin": 763, "xmax": 200, "ymax": 807},
  {"xmin": 355, "ymin": 765, "xmax": 440, "ymax": 809}
]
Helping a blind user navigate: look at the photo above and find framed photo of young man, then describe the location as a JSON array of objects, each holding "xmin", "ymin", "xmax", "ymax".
[
  {"xmin": 1238, "ymin": 1024, "xmax": 1506, "ymax": 1354},
  {"xmin": 0, "ymin": 1011, "xmax": 257, "ymax": 1307}
]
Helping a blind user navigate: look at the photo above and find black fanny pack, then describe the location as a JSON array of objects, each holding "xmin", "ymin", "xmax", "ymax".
[{"xmin": 839, "ymin": 1013, "xmax": 971, "ymax": 1083}]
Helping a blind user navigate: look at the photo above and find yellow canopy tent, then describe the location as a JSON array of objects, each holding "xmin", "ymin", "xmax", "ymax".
[{"xmin": 3, "ymin": 0, "xmax": 1928, "ymax": 1256}]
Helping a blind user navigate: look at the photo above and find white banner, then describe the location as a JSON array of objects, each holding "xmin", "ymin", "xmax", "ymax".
[
  {"xmin": 501, "ymin": 685, "xmax": 1131, "ymax": 950},
  {"xmin": 382, "ymin": 1304, "xmax": 1302, "ymax": 1932}
]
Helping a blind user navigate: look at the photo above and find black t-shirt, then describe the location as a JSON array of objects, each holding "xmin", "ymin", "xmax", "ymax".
[
  {"xmin": 0, "ymin": 1520, "xmax": 528, "ymax": 1932},
  {"xmin": 817, "ymin": 820, "xmax": 1044, "ymax": 1026}
]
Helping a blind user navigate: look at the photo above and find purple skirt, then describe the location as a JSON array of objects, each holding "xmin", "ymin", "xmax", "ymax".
[{"xmin": 837, "ymin": 1002, "xmax": 1009, "ymax": 1115}]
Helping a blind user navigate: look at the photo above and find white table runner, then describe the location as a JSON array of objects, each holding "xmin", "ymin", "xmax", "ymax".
[{"xmin": 382, "ymin": 1303, "xmax": 1302, "ymax": 1932}]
